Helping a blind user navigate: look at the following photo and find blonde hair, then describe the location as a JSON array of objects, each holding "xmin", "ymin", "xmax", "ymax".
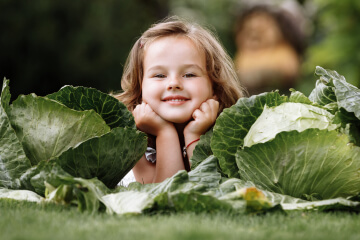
[{"xmin": 115, "ymin": 16, "xmax": 244, "ymax": 112}]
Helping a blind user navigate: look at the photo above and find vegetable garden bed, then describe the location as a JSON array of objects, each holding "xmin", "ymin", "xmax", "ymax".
[{"xmin": 1, "ymin": 66, "xmax": 360, "ymax": 216}]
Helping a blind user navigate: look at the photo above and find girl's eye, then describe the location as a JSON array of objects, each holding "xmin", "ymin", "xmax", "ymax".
[
  {"xmin": 184, "ymin": 73, "xmax": 196, "ymax": 78},
  {"xmin": 154, "ymin": 74, "xmax": 166, "ymax": 78}
]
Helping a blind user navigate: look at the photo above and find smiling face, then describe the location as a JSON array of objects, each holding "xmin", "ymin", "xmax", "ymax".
[{"xmin": 141, "ymin": 36, "xmax": 214, "ymax": 124}]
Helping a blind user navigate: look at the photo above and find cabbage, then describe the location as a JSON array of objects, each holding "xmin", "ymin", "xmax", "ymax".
[
  {"xmin": 2, "ymin": 66, "xmax": 360, "ymax": 214},
  {"xmin": 0, "ymin": 79, "xmax": 147, "ymax": 193},
  {"xmin": 209, "ymin": 66, "xmax": 360, "ymax": 200}
]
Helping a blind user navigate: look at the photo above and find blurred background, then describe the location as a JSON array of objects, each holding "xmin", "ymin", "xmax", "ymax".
[{"xmin": 1, "ymin": 0, "xmax": 359, "ymax": 101}]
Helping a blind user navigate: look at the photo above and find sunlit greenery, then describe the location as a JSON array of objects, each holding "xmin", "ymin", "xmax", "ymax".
[
  {"xmin": 169, "ymin": 0, "xmax": 239, "ymax": 56},
  {"xmin": 301, "ymin": 0, "xmax": 360, "ymax": 93}
]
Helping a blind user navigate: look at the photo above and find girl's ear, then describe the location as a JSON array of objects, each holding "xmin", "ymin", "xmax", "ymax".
[{"xmin": 212, "ymin": 94, "xmax": 218, "ymax": 101}]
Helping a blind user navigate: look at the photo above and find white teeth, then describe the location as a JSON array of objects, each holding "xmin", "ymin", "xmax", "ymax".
[{"xmin": 167, "ymin": 99, "xmax": 186, "ymax": 102}]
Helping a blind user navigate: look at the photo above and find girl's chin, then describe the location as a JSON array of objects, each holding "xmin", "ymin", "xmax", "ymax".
[{"xmin": 162, "ymin": 116, "xmax": 192, "ymax": 124}]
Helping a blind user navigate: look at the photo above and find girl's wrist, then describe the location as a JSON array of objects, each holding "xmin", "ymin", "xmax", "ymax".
[
  {"xmin": 183, "ymin": 138, "xmax": 200, "ymax": 158},
  {"xmin": 184, "ymin": 133, "xmax": 201, "ymax": 147},
  {"xmin": 156, "ymin": 123, "xmax": 177, "ymax": 138}
]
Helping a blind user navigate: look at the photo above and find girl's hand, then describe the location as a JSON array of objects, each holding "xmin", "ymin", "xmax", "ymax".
[
  {"xmin": 184, "ymin": 99, "xmax": 219, "ymax": 143},
  {"xmin": 132, "ymin": 102, "xmax": 183, "ymax": 183},
  {"xmin": 133, "ymin": 102, "xmax": 174, "ymax": 136}
]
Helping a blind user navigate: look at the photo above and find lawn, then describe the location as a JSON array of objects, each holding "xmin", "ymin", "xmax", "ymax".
[{"xmin": 1, "ymin": 199, "xmax": 359, "ymax": 240}]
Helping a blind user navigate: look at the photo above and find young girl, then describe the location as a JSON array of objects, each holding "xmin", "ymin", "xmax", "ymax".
[{"xmin": 116, "ymin": 16, "xmax": 243, "ymax": 184}]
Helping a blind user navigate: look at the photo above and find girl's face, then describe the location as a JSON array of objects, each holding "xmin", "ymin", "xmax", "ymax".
[{"xmin": 142, "ymin": 36, "xmax": 214, "ymax": 124}]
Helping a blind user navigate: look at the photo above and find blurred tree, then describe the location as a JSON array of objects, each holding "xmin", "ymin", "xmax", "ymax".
[
  {"xmin": 168, "ymin": 0, "xmax": 239, "ymax": 57},
  {"xmin": 300, "ymin": 0, "xmax": 360, "ymax": 94},
  {"xmin": 0, "ymin": 0, "xmax": 168, "ymax": 100}
]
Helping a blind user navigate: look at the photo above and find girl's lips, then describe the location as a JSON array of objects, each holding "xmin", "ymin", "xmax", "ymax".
[
  {"xmin": 162, "ymin": 95, "xmax": 189, "ymax": 101},
  {"xmin": 162, "ymin": 95, "xmax": 189, "ymax": 105}
]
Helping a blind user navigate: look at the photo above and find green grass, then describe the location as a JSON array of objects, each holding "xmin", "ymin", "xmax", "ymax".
[{"xmin": 1, "ymin": 199, "xmax": 359, "ymax": 240}]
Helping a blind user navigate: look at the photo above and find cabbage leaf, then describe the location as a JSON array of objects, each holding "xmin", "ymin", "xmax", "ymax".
[
  {"xmin": 211, "ymin": 92, "xmax": 287, "ymax": 178},
  {"xmin": 0, "ymin": 79, "xmax": 147, "ymax": 197},
  {"xmin": 237, "ymin": 129, "xmax": 360, "ymax": 199},
  {"xmin": 47, "ymin": 86, "xmax": 135, "ymax": 129},
  {"xmin": 244, "ymin": 102, "xmax": 338, "ymax": 147},
  {"xmin": 0, "ymin": 79, "xmax": 32, "ymax": 189},
  {"xmin": 8, "ymin": 94, "xmax": 110, "ymax": 165}
]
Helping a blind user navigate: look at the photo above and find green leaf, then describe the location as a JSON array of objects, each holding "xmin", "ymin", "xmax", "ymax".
[
  {"xmin": 188, "ymin": 155, "xmax": 221, "ymax": 189},
  {"xmin": 308, "ymin": 66, "xmax": 339, "ymax": 106},
  {"xmin": 21, "ymin": 158, "xmax": 111, "ymax": 213},
  {"xmin": 125, "ymin": 155, "xmax": 221, "ymax": 195},
  {"xmin": 27, "ymin": 160, "xmax": 73, "ymax": 195},
  {"xmin": 215, "ymin": 178, "xmax": 307, "ymax": 204},
  {"xmin": 236, "ymin": 129, "xmax": 360, "ymax": 199},
  {"xmin": 244, "ymin": 102, "xmax": 338, "ymax": 147},
  {"xmin": 223, "ymin": 179, "xmax": 360, "ymax": 212},
  {"xmin": 8, "ymin": 94, "xmax": 110, "ymax": 165},
  {"xmin": 315, "ymin": 66, "xmax": 347, "ymax": 84},
  {"xmin": 211, "ymin": 92, "xmax": 288, "ymax": 178},
  {"xmin": 54, "ymin": 127, "xmax": 147, "ymax": 188},
  {"xmin": 103, "ymin": 190, "xmax": 235, "ymax": 215},
  {"xmin": 16, "ymin": 158, "xmax": 77, "ymax": 195},
  {"xmin": 190, "ymin": 128, "xmax": 213, "ymax": 170},
  {"xmin": 102, "ymin": 190, "xmax": 154, "ymax": 215},
  {"xmin": 102, "ymin": 157, "xmax": 223, "ymax": 215},
  {"xmin": 0, "ymin": 188, "xmax": 43, "ymax": 203},
  {"xmin": 0, "ymin": 79, "xmax": 32, "ymax": 189},
  {"xmin": 309, "ymin": 66, "xmax": 360, "ymax": 144},
  {"xmin": 310, "ymin": 66, "xmax": 360, "ymax": 120},
  {"xmin": 289, "ymin": 89, "xmax": 314, "ymax": 105},
  {"xmin": 147, "ymin": 171, "xmax": 208, "ymax": 195},
  {"xmin": 333, "ymin": 78, "xmax": 360, "ymax": 120},
  {"xmin": 1, "ymin": 78, "xmax": 11, "ymax": 111},
  {"xmin": 47, "ymin": 86, "xmax": 135, "ymax": 129},
  {"xmin": 46, "ymin": 177, "xmax": 110, "ymax": 214},
  {"xmin": 281, "ymin": 198, "xmax": 360, "ymax": 212},
  {"xmin": 308, "ymin": 81, "xmax": 336, "ymax": 106},
  {"xmin": 334, "ymin": 109, "xmax": 359, "ymax": 127}
]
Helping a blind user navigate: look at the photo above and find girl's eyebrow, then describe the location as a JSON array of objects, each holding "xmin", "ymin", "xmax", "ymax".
[
  {"xmin": 146, "ymin": 64, "xmax": 205, "ymax": 72},
  {"xmin": 146, "ymin": 65, "xmax": 165, "ymax": 72},
  {"xmin": 182, "ymin": 64, "xmax": 204, "ymax": 71},
  {"xmin": 183, "ymin": 64, "xmax": 207, "ymax": 75}
]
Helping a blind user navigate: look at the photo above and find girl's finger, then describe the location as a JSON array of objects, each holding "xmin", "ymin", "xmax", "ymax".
[
  {"xmin": 199, "ymin": 101, "xmax": 210, "ymax": 112},
  {"xmin": 192, "ymin": 109, "xmax": 202, "ymax": 119},
  {"xmin": 207, "ymin": 99, "xmax": 219, "ymax": 113},
  {"xmin": 133, "ymin": 104, "xmax": 141, "ymax": 114}
]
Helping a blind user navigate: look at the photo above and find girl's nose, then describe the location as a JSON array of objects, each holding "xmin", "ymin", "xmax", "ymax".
[{"xmin": 167, "ymin": 76, "xmax": 183, "ymax": 90}]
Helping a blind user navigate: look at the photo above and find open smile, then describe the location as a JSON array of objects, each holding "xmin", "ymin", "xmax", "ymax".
[{"xmin": 162, "ymin": 95, "xmax": 189, "ymax": 104}]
